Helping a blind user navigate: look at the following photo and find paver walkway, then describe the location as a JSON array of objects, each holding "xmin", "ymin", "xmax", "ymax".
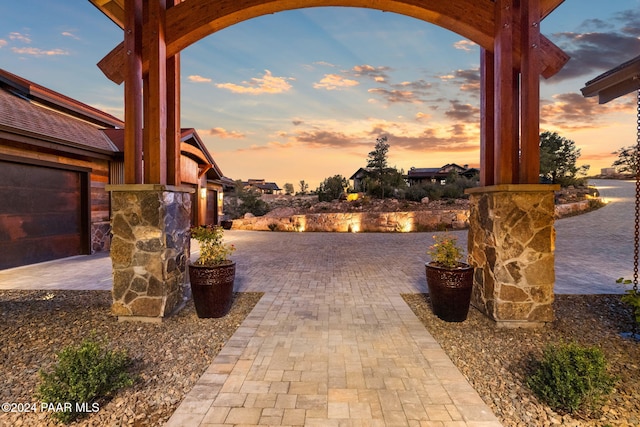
[
  {"xmin": 166, "ymin": 231, "xmax": 500, "ymax": 426},
  {"xmin": 554, "ymin": 179, "xmax": 635, "ymax": 293}
]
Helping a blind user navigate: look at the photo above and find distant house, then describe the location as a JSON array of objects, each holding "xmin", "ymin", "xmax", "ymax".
[
  {"xmin": 349, "ymin": 168, "xmax": 373, "ymax": 192},
  {"xmin": 407, "ymin": 164, "xmax": 479, "ymax": 186},
  {"xmin": 243, "ymin": 179, "xmax": 281, "ymax": 194},
  {"xmin": 0, "ymin": 68, "xmax": 226, "ymax": 270},
  {"xmin": 349, "ymin": 167, "xmax": 398, "ymax": 192}
]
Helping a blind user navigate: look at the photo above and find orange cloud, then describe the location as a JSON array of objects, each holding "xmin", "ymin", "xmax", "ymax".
[
  {"xmin": 313, "ymin": 74, "xmax": 359, "ymax": 90},
  {"xmin": 188, "ymin": 75, "xmax": 212, "ymax": 83},
  {"xmin": 541, "ymin": 92, "xmax": 635, "ymax": 130},
  {"xmin": 208, "ymin": 127, "xmax": 246, "ymax": 139},
  {"xmin": 216, "ymin": 70, "xmax": 292, "ymax": 95}
]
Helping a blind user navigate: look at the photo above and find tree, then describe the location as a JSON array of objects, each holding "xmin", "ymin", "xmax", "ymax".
[
  {"xmin": 283, "ymin": 183, "xmax": 294, "ymax": 195},
  {"xmin": 316, "ymin": 175, "xmax": 348, "ymax": 202},
  {"xmin": 612, "ymin": 146, "xmax": 640, "ymax": 175},
  {"xmin": 298, "ymin": 180, "xmax": 309, "ymax": 195},
  {"xmin": 539, "ymin": 131, "xmax": 589, "ymax": 186},
  {"xmin": 366, "ymin": 136, "xmax": 391, "ymax": 198},
  {"xmin": 226, "ymin": 180, "xmax": 269, "ymax": 219},
  {"xmin": 367, "ymin": 136, "xmax": 390, "ymax": 173}
]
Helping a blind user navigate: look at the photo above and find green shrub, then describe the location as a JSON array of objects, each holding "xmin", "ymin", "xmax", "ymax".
[
  {"xmin": 36, "ymin": 335, "xmax": 134, "ymax": 423},
  {"xmin": 526, "ymin": 341, "xmax": 616, "ymax": 414},
  {"xmin": 616, "ymin": 278, "xmax": 640, "ymax": 327}
]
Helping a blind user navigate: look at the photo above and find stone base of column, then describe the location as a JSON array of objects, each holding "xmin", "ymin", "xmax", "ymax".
[
  {"xmin": 466, "ymin": 184, "xmax": 559, "ymax": 328},
  {"xmin": 106, "ymin": 184, "xmax": 194, "ymax": 321}
]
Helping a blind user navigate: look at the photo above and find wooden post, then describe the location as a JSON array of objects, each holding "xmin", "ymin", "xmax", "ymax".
[
  {"xmin": 480, "ymin": 48, "xmax": 495, "ymax": 187},
  {"xmin": 493, "ymin": 0, "xmax": 517, "ymax": 185},
  {"xmin": 520, "ymin": 0, "xmax": 541, "ymax": 184},
  {"xmin": 144, "ymin": 0, "xmax": 168, "ymax": 185},
  {"xmin": 124, "ymin": 0, "xmax": 143, "ymax": 184},
  {"xmin": 166, "ymin": 0, "xmax": 181, "ymax": 186}
]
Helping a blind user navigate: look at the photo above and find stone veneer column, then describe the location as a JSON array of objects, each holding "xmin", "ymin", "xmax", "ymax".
[
  {"xmin": 106, "ymin": 184, "xmax": 193, "ymax": 321},
  {"xmin": 465, "ymin": 184, "xmax": 560, "ymax": 328}
]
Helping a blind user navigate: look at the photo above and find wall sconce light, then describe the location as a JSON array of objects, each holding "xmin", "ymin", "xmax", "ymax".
[{"xmin": 200, "ymin": 188, "xmax": 207, "ymax": 199}]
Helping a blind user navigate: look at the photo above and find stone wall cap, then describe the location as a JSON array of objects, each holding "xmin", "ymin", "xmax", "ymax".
[
  {"xmin": 465, "ymin": 184, "xmax": 560, "ymax": 194},
  {"xmin": 106, "ymin": 184, "xmax": 195, "ymax": 193}
]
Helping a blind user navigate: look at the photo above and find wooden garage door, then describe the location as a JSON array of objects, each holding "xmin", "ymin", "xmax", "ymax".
[{"xmin": 0, "ymin": 160, "xmax": 87, "ymax": 269}]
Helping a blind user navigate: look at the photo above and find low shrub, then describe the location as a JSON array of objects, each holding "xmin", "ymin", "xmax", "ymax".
[
  {"xmin": 36, "ymin": 335, "xmax": 134, "ymax": 423},
  {"xmin": 616, "ymin": 278, "xmax": 640, "ymax": 329},
  {"xmin": 526, "ymin": 341, "xmax": 616, "ymax": 415}
]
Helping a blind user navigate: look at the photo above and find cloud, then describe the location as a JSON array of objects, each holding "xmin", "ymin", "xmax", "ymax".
[
  {"xmin": 314, "ymin": 61, "xmax": 337, "ymax": 68},
  {"xmin": 61, "ymin": 31, "xmax": 80, "ymax": 40},
  {"xmin": 550, "ymin": 9, "xmax": 640, "ymax": 81},
  {"xmin": 216, "ymin": 70, "xmax": 293, "ymax": 95},
  {"xmin": 11, "ymin": 47, "xmax": 68, "ymax": 56},
  {"xmin": 374, "ymin": 129, "xmax": 479, "ymax": 152},
  {"xmin": 207, "ymin": 127, "xmax": 246, "ymax": 139},
  {"xmin": 541, "ymin": 92, "xmax": 635, "ymax": 129},
  {"xmin": 0, "ymin": 40, "xmax": 6, "ymax": 48},
  {"xmin": 444, "ymin": 100, "xmax": 480, "ymax": 121},
  {"xmin": 291, "ymin": 121, "xmax": 478, "ymax": 153},
  {"xmin": 188, "ymin": 75, "xmax": 212, "ymax": 83},
  {"xmin": 415, "ymin": 112, "xmax": 431, "ymax": 121},
  {"xmin": 453, "ymin": 40, "xmax": 477, "ymax": 52},
  {"xmin": 313, "ymin": 74, "xmax": 359, "ymax": 90},
  {"xmin": 9, "ymin": 32, "xmax": 31, "ymax": 43},
  {"xmin": 368, "ymin": 80, "xmax": 432, "ymax": 104},
  {"xmin": 368, "ymin": 87, "xmax": 422, "ymax": 104},
  {"xmin": 441, "ymin": 68, "xmax": 480, "ymax": 92},
  {"xmin": 351, "ymin": 65, "xmax": 391, "ymax": 83},
  {"xmin": 295, "ymin": 130, "xmax": 356, "ymax": 148}
]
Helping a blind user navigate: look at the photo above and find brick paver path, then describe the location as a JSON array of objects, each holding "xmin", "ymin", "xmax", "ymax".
[{"xmin": 167, "ymin": 232, "xmax": 501, "ymax": 426}]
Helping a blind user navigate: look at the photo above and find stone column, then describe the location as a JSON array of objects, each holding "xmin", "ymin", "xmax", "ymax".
[
  {"xmin": 466, "ymin": 184, "xmax": 559, "ymax": 327},
  {"xmin": 106, "ymin": 184, "xmax": 193, "ymax": 321}
]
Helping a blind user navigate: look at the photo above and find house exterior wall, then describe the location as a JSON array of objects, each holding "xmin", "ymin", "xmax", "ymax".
[{"xmin": 0, "ymin": 139, "xmax": 113, "ymax": 255}]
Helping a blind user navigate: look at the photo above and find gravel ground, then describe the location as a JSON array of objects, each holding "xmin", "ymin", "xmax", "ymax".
[
  {"xmin": 0, "ymin": 290, "xmax": 262, "ymax": 427},
  {"xmin": 403, "ymin": 294, "xmax": 640, "ymax": 427},
  {"xmin": 2, "ymin": 290, "xmax": 638, "ymax": 426}
]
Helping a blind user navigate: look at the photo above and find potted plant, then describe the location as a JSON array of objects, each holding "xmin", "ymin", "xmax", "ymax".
[
  {"xmin": 189, "ymin": 225, "xmax": 236, "ymax": 318},
  {"xmin": 425, "ymin": 233, "xmax": 474, "ymax": 322}
]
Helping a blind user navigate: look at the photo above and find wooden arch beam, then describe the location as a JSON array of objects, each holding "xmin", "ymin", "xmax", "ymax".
[{"xmin": 97, "ymin": 0, "xmax": 568, "ymax": 84}]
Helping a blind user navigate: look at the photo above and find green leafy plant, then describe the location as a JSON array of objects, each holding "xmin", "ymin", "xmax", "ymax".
[
  {"xmin": 616, "ymin": 277, "xmax": 640, "ymax": 325},
  {"xmin": 427, "ymin": 233, "xmax": 465, "ymax": 268},
  {"xmin": 526, "ymin": 341, "xmax": 616, "ymax": 415},
  {"xmin": 36, "ymin": 335, "xmax": 134, "ymax": 424},
  {"xmin": 268, "ymin": 223, "xmax": 278, "ymax": 231},
  {"xmin": 191, "ymin": 225, "xmax": 235, "ymax": 266}
]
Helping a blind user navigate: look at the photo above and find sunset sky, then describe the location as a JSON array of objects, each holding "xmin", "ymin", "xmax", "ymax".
[{"xmin": 1, "ymin": 1, "xmax": 639, "ymax": 189}]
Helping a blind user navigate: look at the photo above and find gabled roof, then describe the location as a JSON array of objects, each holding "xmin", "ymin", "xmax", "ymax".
[
  {"xmin": 180, "ymin": 128, "xmax": 224, "ymax": 181},
  {"xmin": 0, "ymin": 68, "xmax": 123, "ymax": 156}
]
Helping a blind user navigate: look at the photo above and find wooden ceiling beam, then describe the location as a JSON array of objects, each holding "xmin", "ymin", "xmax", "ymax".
[{"xmin": 95, "ymin": 0, "xmax": 568, "ymax": 84}]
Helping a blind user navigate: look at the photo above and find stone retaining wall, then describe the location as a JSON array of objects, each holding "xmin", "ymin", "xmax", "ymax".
[
  {"xmin": 231, "ymin": 210, "xmax": 469, "ymax": 232},
  {"xmin": 228, "ymin": 198, "xmax": 601, "ymax": 233}
]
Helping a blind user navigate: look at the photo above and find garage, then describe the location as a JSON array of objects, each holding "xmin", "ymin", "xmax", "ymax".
[{"xmin": 0, "ymin": 157, "xmax": 89, "ymax": 270}]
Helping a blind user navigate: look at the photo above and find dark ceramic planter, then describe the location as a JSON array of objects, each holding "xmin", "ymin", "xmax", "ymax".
[
  {"xmin": 189, "ymin": 261, "xmax": 235, "ymax": 318},
  {"xmin": 425, "ymin": 262, "xmax": 474, "ymax": 322},
  {"xmin": 220, "ymin": 220, "xmax": 233, "ymax": 230}
]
